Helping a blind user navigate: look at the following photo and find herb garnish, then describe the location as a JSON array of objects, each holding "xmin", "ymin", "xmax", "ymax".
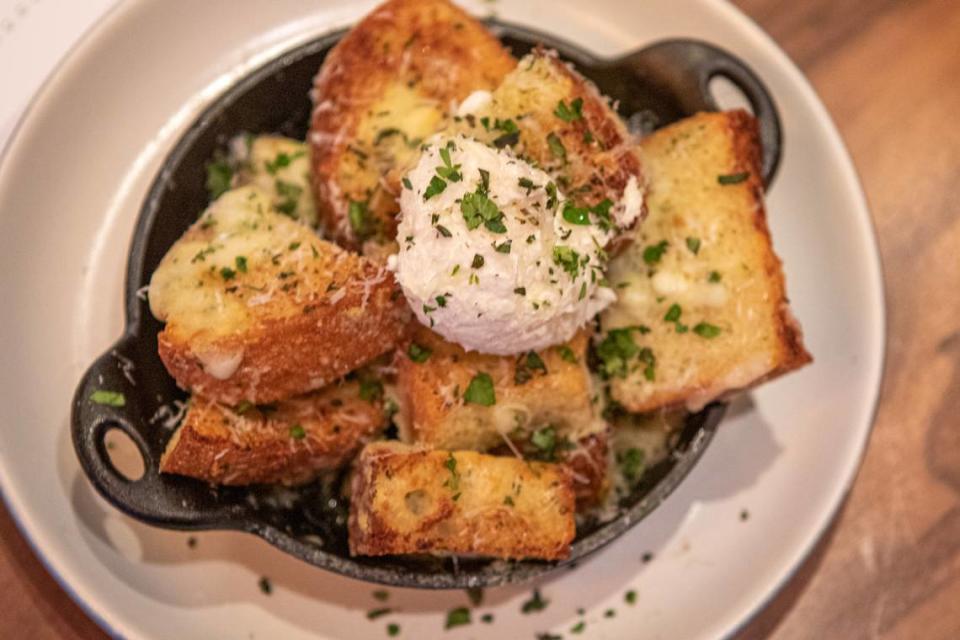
[
  {"xmin": 642, "ymin": 240, "xmax": 669, "ymax": 265},
  {"xmin": 562, "ymin": 201, "xmax": 591, "ymax": 225},
  {"xmin": 625, "ymin": 590, "xmax": 637, "ymax": 605},
  {"xmin": 265, "ymin": 150, "xmax": 304, "ymax": 175},
  {"xmin": 708, "ymin": 271, "xmax": 722, "ymax": 283},
  {"xmin": 220, "ymin": 266, "xmax": 237, "ymax": 281},
  {"xmin": 387, "ymin": 623, "xmax": 400, "ymax": 637},
  {"xmin": 443, "ymin": 452, "xmax": 461, "ymax": 497},
  {"xmin": 718, "ymin": 171, "xmax": 749, "ymax": 185},
  {"xmin": 408, "ymin": 343, "xmax": 432, "ymax": 363},
  {"xmin": 367, "ymin": 608, "xmax": 392, "ymax": 620},
  {"xmin": 471, "ymin": 254, "xmax": 485, "ymax": 269},
  {"xmin": 595, "ymin": 326, "xmax": 650, "ymax": 379},
  {"xmin": 521, "ymin": 589, "xmax": 549, "ymax": 614},
  {"xmin": 686, "ymin": 236, "xmax": 701, "ymax": 254},
  {"xmin": 424, "ymin": 175, "xmax": 447, "ymax": 201},
  {"xmin": 373, "ymin": 590, "xmax": 390, "ymax": 602},
  {"xmin": 437, "ymin": 145, "xmax": 463, "ymax": 182},
  {"xmin": 514, "ymin": 351, "xmax": 547, "ymax": 385},
  {"xmin": 618, "ymin": 447, "xmax": 645, "ymax": 484},
  {"xmin": 463, "ymin": 372, "xmax": 496, "ymax": 406},
  {"xmin": 693, "ymin": 322, "xmax": 722, "ymax": 338},
  {"xmin": 359, "ymin": 379, "xmax": 384, "ymax": 402},
  {"xmin": 494, "ymin": 240, "xmax": 512, "ymax": 254},
  {"xmin": 349, "ymin": 200, "xmax": 372, "ymax": 239},
  {"xmin": 258, "ymin": 577, "xmax": 273, "ymax": 595},
  {"xmin": 235, "ymin": 255, "xmax": 248, "ymax": 273},
  {"xmin": 445, "ymin": 607, "xmax": 471, "ymax": 629},
  {"xmin": 274, "ymin": 179, "xmax": 302, "ymax": 217},
  {"xmin": 556, "ymin": 345, "xmax": 578, "ymax": 363},
  {"xmin": 546, "ymin": 132, "xmax": 566, "ymax": 161},
  {"xmin": 289, "ymin": 424, "xmax": 306, "ymax": 440},
  {"xmin": 90, "ymin": 390, "xmax": 125, "ymax": 407},
  {"xmin": 466, "ymin": 587, "xmax": 484, "ymax": 607},
  {"xmin": 461, "ymin": 189, "xmax": 505, "ymax": 233},
  {"xmin": 554, "ymin": 97, "xmax": 584, "ymax": 122},
  {"xmin": 205, "ymin": 157, "xmax": 233, "ymax": 199},
  {"xmin": 552, "ymin": 246, "xmax": 582, "ymax": 277}
]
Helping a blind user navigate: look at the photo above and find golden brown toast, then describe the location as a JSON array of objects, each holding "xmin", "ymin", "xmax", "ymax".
[
  {"xmin": 601, "ymin": 111, "xmax": 811, "ymax": 412},
  {"xmin": 348, "ymin": 441, "xmax": 575, "ymax": 560},
  {"xmin": 448, "ymin": 49, "xmax": 644, "ymax": 223},
  {"xmin": 160, "ymin": 381, "xmax": 385, "ymax": 485},
  {"xmin": 394, "ymin": 325, "xmax": 602, "ymax": 451},
  {"xmin": 309, "ymin": 0, "xmax": 516, "ymax": 249},
  {"xmin": 232, "ymin": 135, "xmax": 318, "ymax": 226},
  {"xmin": 148, "ymin": 186, "xmax": 411, "ymax": 405}
]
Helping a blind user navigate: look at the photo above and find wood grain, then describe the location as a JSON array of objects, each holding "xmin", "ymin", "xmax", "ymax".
[{"xmin": 3, "ymin": 0, "xmax": 958, "ymax": 637}]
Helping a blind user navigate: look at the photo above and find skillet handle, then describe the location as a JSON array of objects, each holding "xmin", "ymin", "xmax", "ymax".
[
  {"xmin": 71, "ymin": 336, "xmax": 249, "ymax": 529},
  {"xmin": 602, "ymin": 38, "xmax": 783, "ymax": 188}
]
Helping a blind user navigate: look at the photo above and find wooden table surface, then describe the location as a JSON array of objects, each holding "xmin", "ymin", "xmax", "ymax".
[{"xmin": 2, "ymin": 1, "xmax": 958, "ymax": 638}]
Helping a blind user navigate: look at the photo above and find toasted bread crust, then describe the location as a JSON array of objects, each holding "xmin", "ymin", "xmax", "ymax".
[
  {"xmin": 309, "ymin": 0, "xmax": 515, "ymax": 248},
  {"xmin": 395, "ymin": 325, "xmax": 601, "ymax": 452},
  {"xmin": 604, "ymin": 110, "xmax": 811, "ymax": 412},
  {"xmin": 348, "ymin": 442, "xmax": 575, "ymax": 560},
  {"xmin": 160, "ymin": 382, "xmax": 385, "ymax": 485}
]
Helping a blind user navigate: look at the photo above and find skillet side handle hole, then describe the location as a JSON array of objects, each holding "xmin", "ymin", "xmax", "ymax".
[
  {"xmin": 102, "ymin": 426, "xmax": 147, "ymax": 482},
  {"xmin": 708, "ymin": 74, "xmax": 753, "ymax": 114}
]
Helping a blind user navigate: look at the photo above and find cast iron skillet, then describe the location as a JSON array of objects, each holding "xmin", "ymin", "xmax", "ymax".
[{"xmin": 71, "ymin": 21, "xmax": 781, "ymax": 589}]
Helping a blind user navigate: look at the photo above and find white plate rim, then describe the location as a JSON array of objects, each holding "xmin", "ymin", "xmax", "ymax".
[{"xmin": 0, "ymin": 1, "xmax": 887, "ymax": 638}]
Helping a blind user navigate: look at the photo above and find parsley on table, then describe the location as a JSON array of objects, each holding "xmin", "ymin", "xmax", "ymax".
[
  {"xmin": 521, "ymin": 589, "xmax": 549, "ymax": 614},
  {"xmin": 445, "ymin": 606, "xmax": 471, "ymax": 629}
]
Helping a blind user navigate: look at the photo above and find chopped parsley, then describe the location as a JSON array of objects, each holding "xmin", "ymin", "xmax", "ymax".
[
  {"xmin": 264, "ymin": 150, "xmax": 304, "ymax": 175},
  {"xmin": 618, "ymin": 447, "xmax": 645, "ymax": 484},
  {"xmin": 556, "ymin": 345, "xmax": 578, "ymax": 363},
  {"xmin": 445, "ymin": 607, "xmax": 471, "ymax": 629},
  {"xmin": 693, "ymin": 322, "xmax": 722, "ymax": 338},
  {"xmin": 90, "ymin": 390, "xmax": 125, "ymax": 407},
  {"xmin": 530, "ymin": 426, "xmax": 558, "ymax": 459},
  {"xmin": 514, "ymin": 286, "xmax": 526, "ymax": 296},
  {"xmin": 359, "ymin": 379, "xmax": 384, "ymax": 402},
  {"xmin": 402, "ymin": 177, "xmax": 413, "ymax": 190},
  {"xmin": 545, "ymin": 182, "xmax": 559, "ymax": 211},
  {"xmin": 514, "ymin": 351, "xmax": 547, "ymax": 385},
  {"xmin": 471, "ymin": 254, "xmax": 485, "ymax": 269},
  {"xmin": 348, "ymin": 200, "xmax": 372, "ymax": 239},
  {"xmin": 494, "ymin": 239, "xmax": 512, "ymax": 254},
  {"xmin": 521, "ymin": 589, "xmax": 549, "ymax": 614},
  {"xmin": 443, "ymin": 452, "xmax": 461, "ymax": 496},
  {"xmin": 407, "ymin": 343, "xmax": 432, "ymax": 363},
  {"xmin": 466, "ymin": 587, "xmax": 484, "ymax": 607},
  {"xmin": 595, "ymin": 326, "xmax": 650, "ymax": 379},
  {"xmin": 367, "ymin": 608, "xmax": 392, "ymax": 620},
  {"xmin": 554, "ymin": 97, "xmax": 584, "ymax": 122},
  {"xmin": 709, "ymin": 270, "xmax": 722, "ymax": 283},
  {"xmin": 423, "ymin": 175, "xmax": 447, "ymax": 201},
  {"xmin": 463, "ymin": 372, "xmax": 496, "ymax": 406},
  {"xmin": 664, "ymin": 303, "xmax": 682, "ymax": 322},
  {"xmin": 220, "ymin": 266, "xmax": 237, "ymax": 281},
  {"xmin": 258, "ymin": 576, "xmax": 273, "ymax": 595},
  {"xmin": 642, "ymin": 240, "xmax": 669, "ymax": 265},
  {"xmin": 436, "ymin": 224, "xmax": 452, "ymax": 238},
  {"xmin": 461, "ymin": 190, "xmax": 505, "ymax": 233},
  {"xmin": 436, "ymin": 145, "xmax": 463, "ymax": 182},
  {"xmin": 562, "ymin": 201, "xmax": 591, "ymax": 225},
  {"xmin": 546, "ymin": 132, "xmax": 566, "ymax": 161},
  {"xmin": 518, "ymin": 177, "xmax": 537, "ymax": 193},
  {"xmin": 274, "ymin": 179, "xmax": 302, "ymax": 217},
  {"xmin": 235, "ymin": 255, "xmax": 248, "ymax": 273},
  {"xmin": 205, "ymin": 157, "xmax": 233, "ymax": 199},
  {"xmin": 373, "ymin": 590, "xmax": 390, "ymax": 602},
  {"xmin": 387, "ymin": 623, "xmax": 400, "ymax": 637},
  {"xmin": 491, "ymin": 118, "xmax": 520, "ymax": 148},
  {"xmin": 289, "ymin": 424, "xmax": 306, "ymax": 440},
  {"xmin": 571, "ymin": 621, "xmax": 586, "ymax": 634},
  {"xmin": 718, "ymin": 171, "xmax": 750, "ymax": 185},
  {"xmin": 552, "ymin": 245, "xmax": 582, "ymax": 277},
  {"xmin": 625, "ymin": 590, "xmax": 637, "ymax": 605},
  {"xmin": 481, "ymin": 613, "xmax": 495, "ymax": 624}
]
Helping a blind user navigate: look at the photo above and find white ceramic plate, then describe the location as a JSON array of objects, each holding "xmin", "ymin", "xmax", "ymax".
[{"xmin": 0, "ymin": 1, "xmax": 884, "ymax": 638}]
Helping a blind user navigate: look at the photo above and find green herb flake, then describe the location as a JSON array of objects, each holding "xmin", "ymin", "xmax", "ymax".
[
  {"xmin": 373, "ymin": 590, "xmax": 390, "ymax": 602},
  {"xmin": 530, "ymin": 426, "xmax": 557, "ymax": 458},
  {"xmin": 709, "ymin": 271, "xmax": 722, "ymax": 283},
  {"xmin": 408, "ymin": 343, "xmax": 432, "ymax": 363},
  {"xmin": 605, "ymin": 608, "xmax": 616, "ymax": 618},
  {"xmin": 625, "ymin": 590, "xmax": 637, "ymax": 605},
  {"xmin": 461, "ymin": 190, "xmax": 502, "ymax": 231},
  {"xmin": 436, "ymin": 224, "xmax": 452, "ymax": 238},
  {"xmin": 521, "ymin": 589, "xmax": 549, "ymax": 614},
  {"xmin": 258, "ymin": 576, "xmax": 273, "ymax": 595},
  {"xmin": 348, "ymin": 200, "xmax": 372, "ymax": 239},
  {"xmin": 718, "ymin": 171, "xmax": 749, "ymax": 185},
  {"xmin": 264, "ymin": 150, "xmax": 304, "ymax": 175},
  {"xmin": 402, "ymin": 177, "xmax": 413, "ymax": 190},
  {"xmin": 289, "ymin": 242, "xmax": 301, "ymax": 251},
  {"xmin": 545, "ymin": 182, "xmax": 559, "ymax": 210},
  {"xmin": 503, "ymin": 495, "xmax": 515, "ymax": 506},
  {"xmin": 595, "ymin": 326, "xmax": 649, "ymax": 379},
  {"xmin": 495, "ymin": 240, "xmax": 512, "ymax": 254},
  {"xmin": 518, "ymin": 177, "xmax": 537, "ymax": 193},
  {"xmin": 686, "ymin": 236, "xmax": 701, "ymax": 254},
  {"xmin": 90, "ymin": 390, "xmax": 125, "ymax": 407},
  {"xmin": 619, "ymin": 447, "xmax": 645, "ymax": 483},
  {"xmin": 554, "ymin": 97, "xmax": 584, "ymax": 122},
  {"xmin": 571, "ymin": 621, "xmax": 586, "ymax": 634},
  {"xmin": 235, "ymin": 400, "xmax": 254, "ymax": 414},
  {"xmin": 664, "ymin": 303, "xmax": 682, "ymax": 322},
  {"xmin": 514, "ymin": 287, "xmax": 526, "ymax": 296},
  {"xmin": 578, "ymin": 281, "xmax": 587, "ymax": 301},
  {"xmin": 445, "ymin": 606, "xmax": 471, "ymax": 629},
  {"xmin": 642, "ymin": 240, "xmax": 669, "ymax": 266},
  {"xmin": 367, "ymin": 608, "xmax": 392, "ymax": 620},
  {"xmin": 556, "ymin": 345, "xmax": 578, "ymax": 363},
  {"xmin": 387, "ymin": 623, "xmax": 400, "ymax": 637},
  {"xmin": 289, "ymin": 424, "xmax": 306, "ymax": 440},
  {"xmin": 359, "ymin": 379, "xmax": 384, "ymax": 402},
  {"xmin": 693, "ymin": 322, "xmax": 722, "ymax": 338},
  {"xmin": 552, "ymin": 245, "xmax": 581, "ymax": 277},
  {"xmin": 205, "ymin": 158, "xmax": 233, "ymax": 199},
  {"xmin": 546, "ymin": 132, "xmax": 566, "ymax": 161},
  {"xmin": 463, "ymin": 372, "xmax": 496, "ymax": 406},
  {"xmin": 235, "ymin": 255, "xmax": 248, "ymax": 273},
  {"xmin": 220, "ymin": 266, "xmax": 237, "ymax": 281},
  {"xmin": 471, "ymin": 254, "xmax": 485, "ymax": 269},
  {"xmin": 424, "ymin": 175, "xmax": 447, "ymax": 201},
  {"xmin": 481, "ymin": 613, "xmax": 495, "ymax": 624},
  {"xmin": 562, "ymin": 202, "xmax": 591, "ymax": 225},
  {"xmin": 274, "ymin": 179, "xmax": 302, "ymax": 217}
]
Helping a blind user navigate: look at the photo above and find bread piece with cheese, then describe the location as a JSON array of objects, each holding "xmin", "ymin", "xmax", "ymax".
[
  {"xmin": 448, "ymin": 49, "xmax": 645, "ymax": 230},
  {"xmin": 160, "ymin": 381, "xmax": 385, "ymax": 485},
  {"xmin": 232, "ymin": 135, "xmax": 318, "ymax": 226},
  {"xmin": 149, "ymin": 186, "xmax": 411, "ymax": 405},
  {"xmin": 395, "ymin": 325, "xmax": 602, "ymax": 451},
  {"xmin": 348, "ymin": 441, "xmax": 575, "ymax": 560},
  {"xmin": 600, "ymin": 110, "xmax": 811, "ymax": 413},
  {"xmin": 309, "ymin": 0, "xmax": 516, "ymax": 249}
]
